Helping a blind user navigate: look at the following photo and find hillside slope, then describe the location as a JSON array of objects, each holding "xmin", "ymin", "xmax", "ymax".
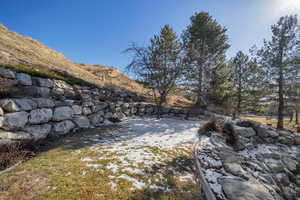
[
  {"xmin": 0, "ymin": 24, "xmax": 192, "ymax": 106},
  {"xmin": 0, "ymin": 24, "xmax": 146, "ymax": 94}
]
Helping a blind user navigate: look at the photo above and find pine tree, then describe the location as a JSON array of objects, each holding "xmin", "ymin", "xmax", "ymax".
[
  {"xmin": 182, "ymin": 12, "xmax": 230, "ymax": 108},
  {"xmin": 126, "ymin": 25, "xmax": 183, "ymax": 118},
  {"xmin": 255, "ymin": 15, "xmax": 300, "ymax": 130}
]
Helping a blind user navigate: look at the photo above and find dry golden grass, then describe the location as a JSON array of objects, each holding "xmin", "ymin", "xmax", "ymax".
[{"xmin": 244, "ymin": 116, "xmax": 299, "ymax": 132}]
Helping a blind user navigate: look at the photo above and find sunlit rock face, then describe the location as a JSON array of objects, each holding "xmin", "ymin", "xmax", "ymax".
[{"xmin": 195, "ymin": 120, "xmax": 300, "ymax": 200}]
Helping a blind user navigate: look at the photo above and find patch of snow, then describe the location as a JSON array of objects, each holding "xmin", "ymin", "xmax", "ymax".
[
  {"xmin": 118, "ymin": 174, "xmax": 146, "ymax": 190},
  {"xmin": 107, "ymin": 163, "xmax": 119, "ymax": 173},
  {"xmin": 80, "ymin": 157, "xmax": 93, "ymax": 162},
  {"xmin": 86, "ymin": 164, "xmax": 101, "ymax": 168},
  {"xmin": 109, "ymin": 181, "xmax": 117, "ymax": 189}
]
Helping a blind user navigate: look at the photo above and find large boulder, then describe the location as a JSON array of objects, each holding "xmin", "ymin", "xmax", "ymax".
[
  {"xmin": 234, "ymin": 126, "xmax": 256, "ymax": 138},
  {"xmin": 52, "ymin": 120, "xmax": 75, "ymax": 135},
  {"xmin": 0, "ymin": 67, "xmax": 15, "ymax": 79},
  {"xmin": 0, "ymin": 107, "xmax": 3, "ymax": 116},
  {"xmin": 52, "ymin": 106, "xmax": 73, "ymax": 121},
  {"xmin": 32, "ymin": 98, "xmax": 55, "ymax": 108},
  {"xmin": 28, "ymin": 108, "xmax": 53, "ymax": 124},
  {"xmin": 16, "ymin": 73, "xmax": 32, "ymax": 86},
  {"xmin": 32, "ymin": 77, "xmax": 54, "ymax": 88},
  {"xmin": 254, "ymin": 126, "xmax": 279, "ymax": 139},
  {"xmin": 14, "ymin": 98, "xmax": 37, "ymax": 111},
  {"xmin": 2, "ymin": 111, "xmax": 29, "ymax": 130},
  {"xmin": 221, "ymin": 178, "xmax": 275, "ymax": 200},
  {"xmin": 23, "ymin": 124, "xmax": 52, "ymax": 140},
  {"xmin": 0, "ymin": 99, "xmax": 20, "ymax": 112},
  {"xmin": 23, "ymin": 86, "xmax": 51, "ymax": 97},
  {"xmin": 72, "ymin": 116, "xmax": 91, "ymax": 128}
]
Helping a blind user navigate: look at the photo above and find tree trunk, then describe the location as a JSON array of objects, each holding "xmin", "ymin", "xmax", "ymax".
[
  {"xmin": 296, "ymin": 109, "xmax": 299, "ymax": 125},
  {"xmin": 290, "ymin": 112, "xmax": 294, "ymax": 122},
  {"xmin": 277, "ymin": 67, "xmax": 284, "ymax": 130},
  {"xmin": 195, "ymin": 67, "xmax": 203, "ymax": 107},
  {"xmin": 237, "ymin": 87, "xmax": 242, "ymax": 117}
]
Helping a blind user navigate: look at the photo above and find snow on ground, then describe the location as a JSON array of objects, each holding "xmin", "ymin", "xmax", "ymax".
[{"xmin": 77, "ymin": 117, "xmax": 203, "ymax": 191}]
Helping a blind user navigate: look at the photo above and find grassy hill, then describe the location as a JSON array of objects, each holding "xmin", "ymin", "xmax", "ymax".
[
  {"xmin": 0, "ymin": 24, "xmax": 192, "ymax": 106},
  {"xmin": 0, "ymin": 24, "xmax": 146, "ymax": 95}
]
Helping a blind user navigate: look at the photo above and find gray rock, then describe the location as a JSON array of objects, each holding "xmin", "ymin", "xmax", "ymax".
[
  {"xmin": 82, "ymin": 107, "xmax": 92, "ymax": 115},
  {"xmin": 23, "ymin": 86, "xmax": 51, "ymax": 97},
  {"xmin": 23, "ymin": 124, "xmax": 51, "ymax": 140},
  {"xmin": 29, "ymin": 108, "xmax": 53, "ymax": 124},
  {"xmin": 278, "ymin": 136, "xmax": 295, "ymax": 145},
  {"xmin": 255, "ymin": 126, "xmax": 279, "ymax": 138},
  {"xmin": 88, "ymin": 112, "xmax": 104, "ymax": 126},
  {"xmin": 223, "ymin": 162, "xmax": 248, "ymax": 179},
  {"xmin": 2, "ymin": 111, "xmax": 29, "ymax": 130},
  {"xmin": 221, "ymin": 178, "xmax": 274, "ymax": 200},
  {"xmin": 0, "ymin": 67, "xmax": 15, "ymax": 79},
  {"xmin": 0, "ymin": 116, "xmax": 3, "ymax": 128},
  {"xmin": 282, "ymin": 157, "xmax": 298, "ymax": 172},
  {"xmin": 53, "ymin": 106, "xmax": 73, "ymax": 121},
  {"xmin": 52, "ymin": 88, "xmax": 64, "ymax": 96},
  {"xmin": 283, "ymin": 187, "xmax": 296, "ymax": 200},
  {"xmin": 234, "ymin": 126, "xmax": 256, "ymax": 137},
  {"xmin": 295, "ymin": 136, "xmax": 300, "ymax": 146},
  {"xmin": 0, "ymin": 130, "xmax": 32, "ymax": 140},
  {"xmin": 33, "ymin": 98, "xmax": 55, "ymax": 108},
  {"xmin": 82, "ymin": 101, "xmax": 94, "ymax": 107},
  {"xmin": 276, "ymin": 173, "xmax": 290, "ymax": 186},
  {"xmin": 16, "ymin": 73, "xmax": 32, "ymax": 86},
  {"xmin": 72, "ymin": 105, "xmax": 82, "ymax": 115},
  {"xmin": 91, "ymin": 103, "xmax": 108, "ymax": 112},
  {"xmin": 0, "ymin": 107, "xmax": 3, "ymax": 116},
  {"xmin": 14, "ymin": 98, "xmax": 37, "ymax": 111},
  {"xmin": 104, "ymin": 112, "xmax": 113, "ymax": 119},
  {"xmin": 268, "ymin": 162, "xmax": 285, "ymax": 173},
  {"xmin": 72, "ymin": 116, "xmax": 90, "ymax": 128},
  {"xmin": 52, "ymin": 120, "xmax": 75, "ymax": 134},
  {"xmin": 32, "ymin": 77, "xmax": 54, "ymax": 88},
  {"xmin": 0, "ymin": 99, "xmax": 20, "ymax": 112}
]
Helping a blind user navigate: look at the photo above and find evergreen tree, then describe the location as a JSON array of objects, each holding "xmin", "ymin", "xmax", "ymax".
[
  {"xmin": 255, "ymin": 15, "xmax": 300, "ymax": 130},
  {"xmin": 182, "ymin": 12, "xmax": 230, "ymax": 108},
  {"xmin": 126, "ymin": 25, "xmax": 183, "ymax": 118}
]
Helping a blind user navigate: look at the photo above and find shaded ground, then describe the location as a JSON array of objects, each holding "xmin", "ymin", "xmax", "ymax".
[{"xmin": 0, "ymin": 117, "xmax": 203, "ymax": 200}]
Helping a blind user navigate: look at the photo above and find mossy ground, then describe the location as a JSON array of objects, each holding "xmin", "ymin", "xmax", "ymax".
[{"xmin": 0, "ymin": 120, "xmax": 201, "ymax": 200}]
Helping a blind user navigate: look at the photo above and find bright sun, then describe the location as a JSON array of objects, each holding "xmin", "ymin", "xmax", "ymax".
[{"xmin": 279, "ymin": 0, "xmax": 300, "ymax": 12}]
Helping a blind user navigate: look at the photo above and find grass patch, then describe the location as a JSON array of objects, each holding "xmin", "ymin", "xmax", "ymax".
[
  {"xmin": 245, "ymin": 116, "xmax": 299, "ymax": 132},
  {"xmin": 0, "ymin": 125, "xmax": 200, "ymax": 200}
]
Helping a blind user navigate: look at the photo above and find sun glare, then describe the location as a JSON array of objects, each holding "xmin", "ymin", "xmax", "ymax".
[{"xmin": 278, "ymin": 0, "xmax": 300, "ymax": 12}]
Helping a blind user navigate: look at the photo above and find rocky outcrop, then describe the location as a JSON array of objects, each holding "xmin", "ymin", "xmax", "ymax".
[{"xmin": 194, "ymin": 120, "xmax": 300, "ymax": 200}]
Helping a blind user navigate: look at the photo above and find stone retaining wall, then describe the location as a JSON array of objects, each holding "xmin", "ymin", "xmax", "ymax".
[{"xmin": 0, "ymin": 67, "xmax": 202, "ymax": 146}]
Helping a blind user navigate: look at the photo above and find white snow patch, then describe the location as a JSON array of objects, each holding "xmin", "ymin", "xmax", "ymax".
[
  {"xmin": 80, "ymin": 157, "xmax": 93, "ymax": 162},
  {"xmin": 118, "ymin": 174, "xmax": 146, "ymax": 190},
  {"xmin": 86, "ymin": 164, "xmax": 101, "ymax": 168},
  {"xmin": 107, "ymin": 163, "xmax": 119, "ymax": 173}
]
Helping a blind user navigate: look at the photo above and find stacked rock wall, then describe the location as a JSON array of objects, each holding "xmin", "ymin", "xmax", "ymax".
[{"xmin": 0, "ymin": 67, "xmax": 201, "ymax": 146}]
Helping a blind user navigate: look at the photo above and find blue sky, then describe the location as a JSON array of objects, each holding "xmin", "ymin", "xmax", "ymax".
[{"xmin": 1, "ymin": 0, "xmax": 299, "ymax": 72}]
